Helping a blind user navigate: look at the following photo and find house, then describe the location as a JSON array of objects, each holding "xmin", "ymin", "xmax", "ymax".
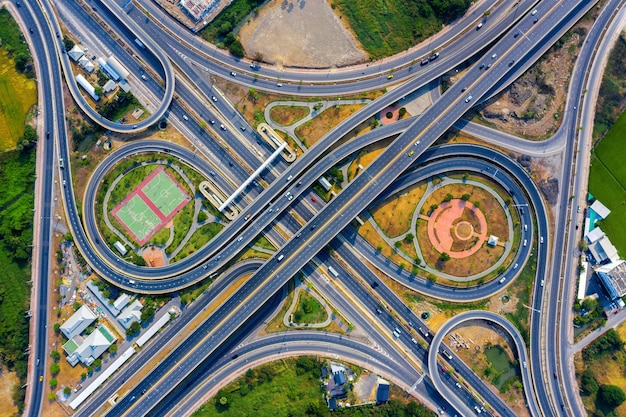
[
  {"xmin": 103, "ymin": 79, "xmax": 117, "ymax": 94},
  {"xmin": 487, "ymin": 235, "xmax": 498, "ymax": 247},
  {"xmin": 179, "ymin": 0, "xmax": 218, "ymax": 21},
  {"xmin": 590, "ymin": 200, "xmax": 611, "ymax": 220},
  {"xmin": 64, "ymin": 324, "xmax": 116, "ymax": 366},
  {"xmin": 61, "ymin": 305, "xmax": 97, "ymax": 340},
  {"xmin": 113, "ymin": 294, "xmax": 130, "ymax": 313},
  {"xmin": 376, "ymin": 378, "xmax": 390, "ymax": 403},
  {"xmin": 333, "ymin": 371, "xmax": 346, "ymax": 385},
  {"xmin": 596, "ymin": 261, "xmax": 626, "ymax": 301},
  {"xmin": 106, "ymin": 56, "xmax": 130, "ymax": 80},
  {"xmin": 585, "ymin": 227, "xmax": 605, "ymax": 244},
  {"xmin": 589, "ymin": 236, "xmax": 619, "ymax": 264},
  {"xmin": 117, "ymin": 300, "xmax": 143, "ymax": 329},
  {"xmin": 114, "ymin": 241, "xmax": 128, "ymax": 256}
]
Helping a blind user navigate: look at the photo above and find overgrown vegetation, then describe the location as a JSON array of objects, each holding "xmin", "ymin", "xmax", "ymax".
[
  {"xmin": 192, "ymin": 357, "xmax": 435, "ymax": 417},
  {"xmin": 0, "ymin": 7, "xmax": 34, "ymax": 77},
  {"xmin": 593, "ymin": 33, "xmax": 626, "ymax": 140},
  {"xmin": 0, "ymin": 147, "xmax": 36, "ymax": 413},
  {"xmin": 331, "ymin": 0, "xmax": 472, "ymax": 60},
  {"xmin": 199, "ymin": 0, "xmax": 264, "ymax": 57},
  {"xmin": 96, "ymin": 91, "xmax": 140, "ymax": 122}
]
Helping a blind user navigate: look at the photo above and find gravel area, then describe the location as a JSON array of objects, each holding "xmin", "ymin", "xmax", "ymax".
[{"xmin": 239, "ymin": 0, "xmax": 367, "ymax": 68}]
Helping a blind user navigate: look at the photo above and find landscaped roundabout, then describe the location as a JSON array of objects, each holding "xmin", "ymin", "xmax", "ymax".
[
  {"xmin": 368, "ymin": 173, "xmax": 522, "ymax": 285},
  {"xmin": 93, "ymin": 151, "xmax": 225, "ymax": 266}
]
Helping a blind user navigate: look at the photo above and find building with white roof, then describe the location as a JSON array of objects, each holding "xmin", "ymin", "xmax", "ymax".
[
  {"xmin": 64, "ymin": 324, "xmax": 116, "ymax": 366},
  {"xmin": 81, "ymin": 59, "xmax": 95, "ymax": 73},
  {"xmin": 75, "ymin": 74, "xmax": 100, "ymax": 101},
  {"xmin": 68, "ymin": 45, "xmax": 84, "ymax": 61},
  {"xmin": 585, "ymin": 227, "xmax": 605, "ymax": 244},
  {"xmin": 106, "ymin": 56, "xmax": 130, "ymax": 80},
  {"xmin": 118, "ymin": 300, "xmax": 143, "ymax": 329},
  {"xmin": 61, "ymin": 305, "xmax": 97, "ymax": 340},
  {"xmin": 113, "ymin": 294, "xmax": 130, "ymax": 313},
  {"xmin": 590, "ymin": 200, "xmax": 611, "ymax": 220},
  {"xmin": 103, "ymin": 79, "xmax": 117, "ymax": 94},
  {"xmin": 589, "ymin": 235, "xmax": 619, "ymax": 264}
]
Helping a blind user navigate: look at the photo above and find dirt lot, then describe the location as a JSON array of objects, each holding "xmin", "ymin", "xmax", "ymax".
[
  {"xmin": 0, "ymin": 366, "xmax": 19, "ymax": 417},
  {"xmin": 466, "ymin": 19, "xmax": 593, "ymax": 139},
  {"xmin": 239, "ymin": 0, "xmax": 367, "ymax": 68},
  {"xmin": 269, "ymin": 105, "xmax": 310, "ymax": 126}
]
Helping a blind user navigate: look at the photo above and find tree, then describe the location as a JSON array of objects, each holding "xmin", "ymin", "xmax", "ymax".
[
  {"xmin": 394, "ymin": 241, "xmax": 402, "ymax": 249},
  {"xmin": 399, "ymin": 107, "xmax": 407, "ymax": 117},
  {"xmin": 48, "ymin": 392, "xmax": 56, "ymax": 401},
  {"xmin": 81, "ymin": 372, "xmax": 87, "ymax": 380},
  {"xmin": 72, "ymin": 301, "xmax": 81, "ymax": 311},
  {"xmin": 14, "ymin": 53, "xmax": 28, "ymax": 72},
  {"xmin": 50, "ymin": 363, "xmax": 60, "ymax": 375},
  {"xmin": 49, "ymin": 378, "xmax": 58, "ymax": 389},
  {"xmin": 93, "ymin": 358, "xmax": 102, "ymax": 369},
  {"xmin": 405, "ymin": 233, "xmax": 414, "ymax": 242},
  {"xmin": 109, "ymin": 343, "xmax": 118, "ymax": 354},
  {"xmin": 229, "ymin": 39, "xmax": 245, "ymax": 58},
  {"xmin": 581, "ymin": 297, "xmax": 598, "ymax": 312},
  {"xmin": 439, "ymin": 252, "xmax": 451, "ymax": 262},
  {"xmin": 94, "ymin": 86, "xmax": 104, "ymax": 97},
  {"xmin": 50, "ymin": 350, "xmax": 60, "ymax": 361},
  {"xmin": 126, "ymin": 321, "xmax": 141, "ymax": 336},
  {"xmin": 461, "ymin": 193, "xmax": 471, "ymax": 201},
  {"xmin": 443, "ymin": 193, "xmax": 454, "ymax": 202},
  {"xmin": 63, "ymin": 35, "xmax": 75, "ymax": 52},
  {"xmin": 598, "ymin": 384, "xmax": 626, "ymax": 407},
  {"xmin": 63, "ymin": 386, "xmax": 71, "ymax": 396},
  {"xmin": 580, "ymin": 370, "xmax": 598, "ymax": 394},
  {"xmin": 53, "ymin": 323, "xmax": 61, "ymax": 333}
]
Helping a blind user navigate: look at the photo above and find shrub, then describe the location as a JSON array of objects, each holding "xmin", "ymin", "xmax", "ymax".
[{"xmin": 598, "ymin": 384, "xmax": 626, "ymax": 407}]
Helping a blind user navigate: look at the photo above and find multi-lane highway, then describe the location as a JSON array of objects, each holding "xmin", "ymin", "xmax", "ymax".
[{"xmin": 20, "ymin": 0, "xmax": 626, "ymax": 415}]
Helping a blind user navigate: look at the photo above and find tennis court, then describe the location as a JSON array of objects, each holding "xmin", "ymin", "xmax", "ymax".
[
  {"xmin": 113, "ymin": 194, "xmax": 162, "ymax": 243},
  {"xmin": 141, "ymin": 169, "xmax": 189, "ymax": 217}
]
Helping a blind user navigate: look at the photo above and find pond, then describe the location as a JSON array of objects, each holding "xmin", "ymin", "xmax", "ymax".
[{"xmin": 485, "ymin": 345, "xmax": 518, "ymax": 389}]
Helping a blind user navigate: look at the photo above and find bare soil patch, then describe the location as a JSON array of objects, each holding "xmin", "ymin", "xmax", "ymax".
[
  {"xmin": 239, "ymin": 0, "xmax": 367, "ymax": 68},
  {"xmin": 268, "ymin": 105, "xmax": 310, "ymax": 126},
  {"xmin": 0, "ymin": 366, "xmax": 19, "ymax": 417},
  {"xmin": 143, "ymin": 246, "xmax": 166, "ymax": 267},
  {"xmin": 295, "ymin": 104, "xmax": 366, "ymax": 147},
  {"xmin": 468, "ymin": 19, "xmax": 593, "ymax": 139}
]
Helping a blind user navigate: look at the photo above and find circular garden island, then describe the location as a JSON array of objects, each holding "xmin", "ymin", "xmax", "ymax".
[
  {"xmin": 94, "ymin": 152, "xmax": 225, "ymax": 266},
  {"xmin": 369, "ymin": 174, "xmax": 521, "ymax": 284}
]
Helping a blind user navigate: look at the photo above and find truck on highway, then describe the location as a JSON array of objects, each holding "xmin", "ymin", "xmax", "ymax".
[
  {"xmin": 442, "ymin": 349, "xmax": 453, "ymax": 360},
  {"xmin": 134, "ymin": 38, "xmax": 146, "ymax": 49},
  {"xmin": 328, "ymin": 266, "xmax": 339, "ymax": 278}
]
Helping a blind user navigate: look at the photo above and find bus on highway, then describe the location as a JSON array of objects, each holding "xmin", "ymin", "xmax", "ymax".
[{"xmin": 328, "ymin": 266, "xmax": 339, "ymax": 278}]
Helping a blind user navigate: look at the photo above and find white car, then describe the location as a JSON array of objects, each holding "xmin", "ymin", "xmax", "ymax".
[
  {"xmin": 540, "ymin": 236, "xmax": 544, "ymax": 244},
  {"xmin": 465, "ymin": 95, "xmax": 473, "ymax": 103},
  {"xmin": 477, "ymin": 22, "xmax": 483, "ymax": 29},
  {"xmin": 531, "ymin": 9, "xmax": 538, "ymax": 15},
  {"xmin": 276, "ymin": 83, "xmax": 283, "ymax": 87},
  {"xmin": 141, "ymin": 74, "xmax": 147, "ymax": 80},
  {"xmin": 230, "ymin": 71, "xmax": 236, "ymax": 77},
  {"xmin": 182, "ymin": 114, "xmax": 189, "ymax": 121},
  {"xmin": 211, "ymin": 96, "xmax": 218, "ymax": 102}
]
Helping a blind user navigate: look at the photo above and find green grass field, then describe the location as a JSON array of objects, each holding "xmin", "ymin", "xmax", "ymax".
[
  {"xmin": 293, "ymin": 290, "xmax": 328, "ymax": 324},
  {"xmin": 332, "ymin": 0, "xmax": 472, "ymax": 60},
  {"xmin": 141, "ymin": 170, "xmax": 187, "ymax": 217},
  {"xmin": 589, "ymin": 110, "xmax": 626, "ymax": 256},
  {"xmin": 0, "ymin": 51, "xmax": 37, "ymax": 150},
  {"xmin": 115, "ymin": 195, "xmax": 161, "ymax": 241}
]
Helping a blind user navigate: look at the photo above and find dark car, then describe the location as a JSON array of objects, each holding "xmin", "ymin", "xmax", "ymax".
[
  {"xmin": 29, "ymin": 28, "xmax": 34, "ymax": 34},
  {"xmin": 371, "ymin": 281, "xmax": 379, "ymax": 289}
]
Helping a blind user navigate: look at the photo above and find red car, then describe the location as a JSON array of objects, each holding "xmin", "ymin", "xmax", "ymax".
[{"xmin": 311, "ymin": 196, "xmax": 317, "ymax": 202}]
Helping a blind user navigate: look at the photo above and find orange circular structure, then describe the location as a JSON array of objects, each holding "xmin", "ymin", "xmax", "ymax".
[{"xmin": 426, "ymin": 199, "xmax": 488, "ymax": 259}]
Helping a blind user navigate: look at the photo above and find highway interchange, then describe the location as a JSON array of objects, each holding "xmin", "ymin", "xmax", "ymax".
[{"xmin": 14, "ymin": 0, "xmax": 626, "ymax": 415}]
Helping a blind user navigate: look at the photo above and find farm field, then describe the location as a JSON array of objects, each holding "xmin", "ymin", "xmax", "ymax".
[
  {"xmin": 589, "ymin": 109, "xmax": 626, "ymax": 256},
  {"xmin": 0, "ymin": 50, "xmax": 36, "ymax": 150}
]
